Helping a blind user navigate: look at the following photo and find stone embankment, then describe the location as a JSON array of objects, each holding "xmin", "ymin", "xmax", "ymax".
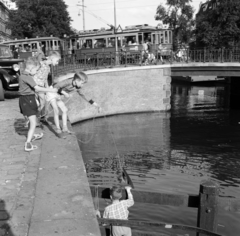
[{"xmin": 0, "ymin": 98, "xmax": 100, "ymax": 236}]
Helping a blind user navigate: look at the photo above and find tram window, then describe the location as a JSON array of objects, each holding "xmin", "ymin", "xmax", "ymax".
[
  {"xmin": 84, "ymin": 39, "xmax": 92, "ymax": 48},
  {"xmin": 122, "ymin": 35, "xmax": 137, "ymax": 45},
  {"xmin": 165, "ymin": 31, "xmax": 169, "ymax": 43},
  {"xmin": 152, "ymin": 34, "xmax": 156, "ymax": 44},
  {"xmin": 107, "ymin": 37, "xmax": 115, "ymax": 47},
  {"xmin": 159, "ymin": 32, "xmax": 164, "ymax": 44},
  {"xmin": 93, "ymin": 38, "xmax": 106, "ymax": 48},
  {"xmin": 169, "ymin": 31, "xmax": 172, "ymax": 44},
  {"xmin": 138, "ymin": 34, "xmax": 143, "ymax": 44},
  {"xmin": 143, "ymin": 33, "xmax": 151, "ymax": 43},
  {"xmin": 32, "ymin": 43, "xmax": 38, "ymax": 51},
  {"xmin": 23, "ymin": 43, "xmax": 31, "ymax": 52}
]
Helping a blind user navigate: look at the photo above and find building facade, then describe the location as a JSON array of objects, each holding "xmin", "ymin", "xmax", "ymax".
[{"xmin": 0, "ymin": 0, "xmax": 11, "ymax": 42}]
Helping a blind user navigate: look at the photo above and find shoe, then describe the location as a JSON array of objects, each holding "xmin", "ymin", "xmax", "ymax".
[
  {"xmin": 56, "ymin": 128, "xmax": 65, "ymax": 138},
  {"xmin": 39, "ymin": 116, "xmax": 48, "ymax": 124},
  {"xmin": 32, "ymin": 133, "xmax": 44, "ymax": 142},
  {"xmin": 62, "ymin": 129, "xmax": 74, "ymax": 135},
  {"xmin": 24, "ymin": 142, "xmax": 38, "ymax": 152}
]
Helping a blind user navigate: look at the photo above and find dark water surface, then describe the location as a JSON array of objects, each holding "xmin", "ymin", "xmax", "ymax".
[{"xmin": 74, "ymin": 81, "xmax": 240, "ymax": 236}]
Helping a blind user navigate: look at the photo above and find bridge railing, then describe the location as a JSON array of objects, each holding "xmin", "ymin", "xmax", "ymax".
[{"xmin": 52, "ymin": 48, "xmax": 240, "ymax": 77}]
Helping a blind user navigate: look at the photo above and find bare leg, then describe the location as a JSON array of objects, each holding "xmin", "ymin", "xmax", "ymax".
[
  {"xmin": 26, "ymin": 115, "xmax": 37, "ymax": 143},
  {"xmin": 50, "ymin": 99, "xmax": 61, "ymax": 130},
  {"xmin": 57, "ymin": 100, "xmax": 68, "ymax": 131},
  {"xmin": 38, "ymin": 93, "xmax": 46, "ymax": 117}
]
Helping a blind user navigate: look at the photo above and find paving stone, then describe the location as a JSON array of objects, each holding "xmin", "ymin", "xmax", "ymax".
[
  {"xmin": 10, "ymin": 224, "xmax": 29, "ymax": 236},
  {"xmin": 7, "ymin": 169, "xmax": 24, "ymax": 175},
  {"xmin": 10, "ymin": 208, "xmax": 32, "ymax": 226},
  {"xmin": 4, "ymin": 174, "xmax": 21, "ymax": 181},
  {"xmin": 1, "ymin": 164, "xmax": 25, "ymax": 171}
]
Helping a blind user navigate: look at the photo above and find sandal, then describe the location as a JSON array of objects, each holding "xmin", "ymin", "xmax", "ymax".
[
  {"xmin": 62, "ymin": 129, "xmax": 74, "ymax": 134},
  {"xmin": 56, "ymin": 128, "xmax": 65, "ymax": 138},
  {"xmin": 32, "ymin": 133, "xmax": 44, "ymax": 142},
  {"xmin": 24, "ymin": 142, "xmax": 38, "ymax": 152}
]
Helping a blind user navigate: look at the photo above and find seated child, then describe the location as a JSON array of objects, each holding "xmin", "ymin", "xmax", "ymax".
[
  {"xmin": 103, "ymin": 185, "xmax": 134, "ymax": 236},
  {"xmin": 18, "ymin": 57, "xmax": 58, "ymax": 151},
  {"xmin": 47, "ymin": 71, "xmax": 101, "ymax": 136}
]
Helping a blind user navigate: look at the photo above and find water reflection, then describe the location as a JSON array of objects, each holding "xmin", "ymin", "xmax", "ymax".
[{"xmin": 74, "ymin": 81, "xmax": 240, "ymax": 236}]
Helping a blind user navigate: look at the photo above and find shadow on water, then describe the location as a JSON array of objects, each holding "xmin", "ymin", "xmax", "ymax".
[{"xmin": 0, "ymin": 200, "xmax": 14, "ymax": 236}]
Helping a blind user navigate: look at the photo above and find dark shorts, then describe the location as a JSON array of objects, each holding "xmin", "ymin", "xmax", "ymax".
[{"xmin": 19, "ymin": 95, "xmax": 38, "ymax": 117}]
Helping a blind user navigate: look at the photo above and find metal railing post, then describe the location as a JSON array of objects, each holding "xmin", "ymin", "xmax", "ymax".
[
  {"xmin": 203, "ymin": 47, "xmax": 206, "ymax": 63},
  {"xmin": 221, "ymin": 47, "xmax": 224, "ymax": 63},
  {"xmin": 96, "ymin": 53, "xmax": 99, "ymax": 68},
  {"xmin": 84, "ymin": 53, "xmax": 86, "ymax": 70}
]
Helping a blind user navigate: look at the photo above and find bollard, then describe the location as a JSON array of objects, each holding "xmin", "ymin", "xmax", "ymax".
[{"xmin": 197, "ymin": 180, "xmax": 219, "ymax": 236}]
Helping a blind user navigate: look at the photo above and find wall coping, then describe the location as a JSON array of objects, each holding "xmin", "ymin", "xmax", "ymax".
[{"xmin": 84, "ymin": 65, "xmax": 171, "ymax": 75}]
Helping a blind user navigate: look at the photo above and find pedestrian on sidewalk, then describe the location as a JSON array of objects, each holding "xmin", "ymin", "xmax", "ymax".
[
  {"xmin": 18, "ymin": 57, "xmax": 59, "ymax": 152},
  {"xmin": 49, "ymin": 71, "xmax": 102, "ymax": 136},
  {"xmin": 103, "ymin": 185, "xmax": 134, "ymax": 236}
]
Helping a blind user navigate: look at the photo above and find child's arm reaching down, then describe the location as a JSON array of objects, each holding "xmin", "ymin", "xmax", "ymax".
[{"xmin": 77, "ymin": 90, "xmax": 102, "ymax": 113}]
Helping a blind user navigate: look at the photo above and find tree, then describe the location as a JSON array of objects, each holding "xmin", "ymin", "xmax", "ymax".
[
  {"xmin": 155, "ymin": 0, "xmax": 195, "ymax": 51},
  {"xmin": 195, "ymin": 0, "xmax": 240, "ymax": 48},
  {"xmin": 7, "ymin": 0, "xmax": 73, "ymax": 38}
]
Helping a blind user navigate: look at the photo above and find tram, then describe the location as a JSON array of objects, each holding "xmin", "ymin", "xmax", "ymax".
[
  {"xmin": 66, "ymin": 24, "xmax": 173, "ymax": 54},
  {"xmin": 1, "ymin": 36, "xmax": 64, "ymax": 59}
]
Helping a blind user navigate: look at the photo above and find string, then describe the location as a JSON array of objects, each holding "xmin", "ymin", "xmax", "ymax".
[{"xmin": 103, "ymin": 115, "xmax": 123, "ymax": 174}]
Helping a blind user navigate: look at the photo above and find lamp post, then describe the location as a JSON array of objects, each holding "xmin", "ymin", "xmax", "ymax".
[
  {"xmin": 114, "ymin": 0, "xmax": 119, "ymax": 64},
  {"xmin": 77, "ymin": 0, "xmax": 86, "ymax": 30},
  {"xmin": 114, "ymin": 0, "xmax": 118, "ymax": 52}
]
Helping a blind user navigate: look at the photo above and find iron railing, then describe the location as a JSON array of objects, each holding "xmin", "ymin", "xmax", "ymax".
[{"xmin": 52, "ymin": 48, "xmax": 240, "ymax": 77}]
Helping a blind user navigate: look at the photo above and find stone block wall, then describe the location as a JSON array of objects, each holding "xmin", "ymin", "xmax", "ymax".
[{"xmin": 64, "ymin": 66, "xmax": 172, "ymax": 124}]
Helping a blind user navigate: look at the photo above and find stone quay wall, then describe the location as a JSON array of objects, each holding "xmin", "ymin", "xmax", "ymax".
[{"xmin": 63, "ymin": 65, "xmax": 172, "ymax": 124}]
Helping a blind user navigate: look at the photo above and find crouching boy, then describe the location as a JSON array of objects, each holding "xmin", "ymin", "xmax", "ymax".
[
  {"xmin": 103, "ymin": 185, "xmax": 134, "ymax": 236},
  {"xmin": 48, "ymin": 71, "xmax": 101, "ymax": 135},
  {"xmin": 19, "ymin": 57, "xmax": 59, "ymax": 151}
]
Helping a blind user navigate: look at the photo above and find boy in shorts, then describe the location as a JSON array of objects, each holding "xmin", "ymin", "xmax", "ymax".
[
  {"xmin": 47, "ymin": 71, "xmax": 101, "ymax": 136},
  {"xmin": 103, "ymin": 185, "xmax": 134, "ymax": 236},
  {"xmin": 19, "ymin": 57, "xmax": 59, "ymax": 151}
]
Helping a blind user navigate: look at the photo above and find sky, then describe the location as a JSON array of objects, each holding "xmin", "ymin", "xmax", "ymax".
[{"xmin": 64, "ymin": 0, "xmax": 204, "ymax": 31}]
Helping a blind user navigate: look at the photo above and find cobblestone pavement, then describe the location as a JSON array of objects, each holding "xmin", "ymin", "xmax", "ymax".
[{"xmin": 0, "ymin": 98, "xmax": 43, "ymax": 236}]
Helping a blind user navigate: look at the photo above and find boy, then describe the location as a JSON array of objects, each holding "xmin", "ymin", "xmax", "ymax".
[
  {"xmin": 19, "ymin": 57, "xmax": 59, "ymax": 151},
  {"xmin": 33, "ymin": 51, "xmax": 61, "ymax": 122},
  {"xmin": 103, "ymin": 185, "xmax": 134, "ymax": 236},
  {"xmin": 47, "ymin": 71, "xmax": 101, "ymax": 136}
]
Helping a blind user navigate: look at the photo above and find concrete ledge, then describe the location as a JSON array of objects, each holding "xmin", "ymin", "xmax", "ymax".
[{"xmin": 28, "ymin": 125, "xmax": 101, "ymax": 236}]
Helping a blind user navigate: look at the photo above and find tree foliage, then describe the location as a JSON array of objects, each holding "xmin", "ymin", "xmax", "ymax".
[
  {"xmin": 155, "ymin": 0, "xmax": 195, "ymax": 50},
  {"xmin": 7, "ymin": 0, "xmax": 73, "ymax": 38},
  {"xmin": 195, "ymin": 0, "xmax": 240, "ymax": 48}
]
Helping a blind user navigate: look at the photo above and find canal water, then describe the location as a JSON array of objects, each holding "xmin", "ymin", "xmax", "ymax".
[{"xmin": 74, "ymin": 80, "xmax": 240, "ymax": 236}]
